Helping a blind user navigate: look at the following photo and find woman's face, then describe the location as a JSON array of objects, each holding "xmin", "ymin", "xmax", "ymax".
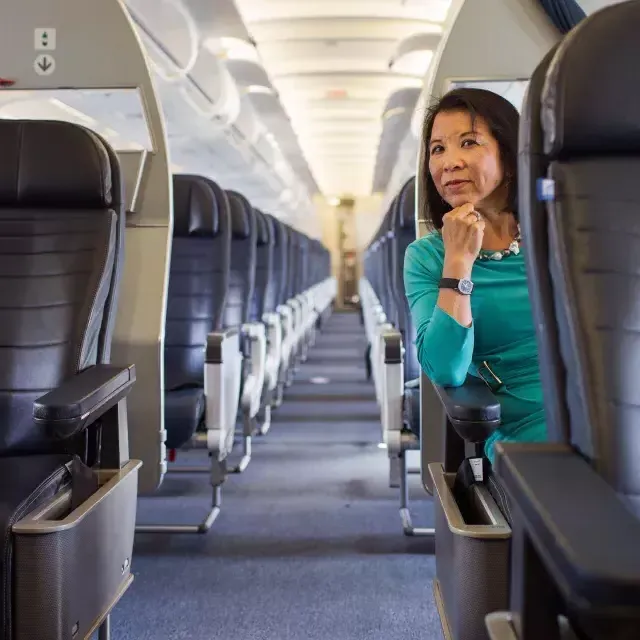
[{"xmin": 428, "ymin": 109, "xmax": 506, "ymax": 211}]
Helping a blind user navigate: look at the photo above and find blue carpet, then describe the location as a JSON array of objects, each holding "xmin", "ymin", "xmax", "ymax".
[{"xmin": 109, "ymin": 311, "xmax": 441, "ymax": 640}]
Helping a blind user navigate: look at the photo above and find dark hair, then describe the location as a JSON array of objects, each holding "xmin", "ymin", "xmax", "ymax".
[{"xmin": 419, "ymin": 88, "xmax": 519, "ymax": 230}]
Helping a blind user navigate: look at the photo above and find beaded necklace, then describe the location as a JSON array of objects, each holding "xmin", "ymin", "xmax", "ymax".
[{"xmin": 476, "ymin": 226, "xmax": 522, "ymax": 261}]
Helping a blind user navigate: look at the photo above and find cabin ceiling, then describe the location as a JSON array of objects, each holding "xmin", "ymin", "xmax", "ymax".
[{"xmin": 189, "ymin": 0, "xmax": 450, "ymax": 198}]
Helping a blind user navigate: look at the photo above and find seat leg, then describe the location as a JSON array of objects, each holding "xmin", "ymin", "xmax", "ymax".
[
  {"xmin": 399, "ymin": 453, "xmax": 435, "ymax": 537},
  {"xmin": 258, "ymin": 403, "xmax": 272, "ymax": 436},
  {"xmin": 98, "ymin": 615, "xmax": 111, "ymax": 640},
  {"xmin": 229, "ymin": 412, "xmax": 255, "ymax": 473},
  {"xmin": 273, "ymin": 380, "xmax": 284, "ymax": 407},
  {"xmin": 135, "ymin": 460, "xmax": 223, "ymax": 534}
]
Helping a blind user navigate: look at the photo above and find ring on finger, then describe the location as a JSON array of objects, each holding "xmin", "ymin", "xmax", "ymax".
[{"xmin": 469, "ymin": 210, "xmax": 481, "ymax": 222}]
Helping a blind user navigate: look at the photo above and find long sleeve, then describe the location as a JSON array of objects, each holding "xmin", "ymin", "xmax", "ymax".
[{"xmin": 403, "ymin": 238, "xmax": 474, "ymax": 386}]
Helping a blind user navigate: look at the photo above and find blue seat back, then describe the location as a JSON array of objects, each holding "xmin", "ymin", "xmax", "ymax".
[
  {"xmin": 249, "ymin": 209, "xmax": 275, "ymax": 321},
  {"xmin": 392, "ymin": 177, "xmax": 419, "ymax": 381},
  {"xmin": 523, "ymin": 1, "xmax": 640, "ymax": 508},
  {"xmin": 164, "ymin": 175, "xmax": 230, "ymax": 391},
  {"xmin": 269, "ymin": 215, "xmax": 288, "ymax": 307},
  {"xmin": 223, "ymin": 191, "xmax": 257, "ymax": 328},
  {"xmin": 0, "ymin": 120, "xmax": 125, "ymax": 455}
]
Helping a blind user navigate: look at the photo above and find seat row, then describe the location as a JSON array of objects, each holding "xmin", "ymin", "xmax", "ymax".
[
  {"xmin": 365, "ymin": 2, "xmax": 640, "ymax": 640},
  {"xmin": 359, "ymin": 176, "xmax": 433, "ymax": 537},
  {"xmin": 0, "ymin": 123, "xmax": 335, "ymax": 639},
  {"xmin": 146, "ymin": 173, "xmax": 335, "ymax": 533}
]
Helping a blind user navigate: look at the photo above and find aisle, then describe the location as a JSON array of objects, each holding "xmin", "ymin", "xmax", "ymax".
[{"xmin": 112, "ymin": 311, "xmax": 438, "ymax": 640}]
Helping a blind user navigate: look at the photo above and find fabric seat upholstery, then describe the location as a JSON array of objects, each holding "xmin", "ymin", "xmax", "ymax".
[
  {"xmin": 0, "ymin": 119, "xmax": 126, "ymax": 638},
  {"xmin": 164, "ymin": 175, "xmax": 231, "ymax": 449}
]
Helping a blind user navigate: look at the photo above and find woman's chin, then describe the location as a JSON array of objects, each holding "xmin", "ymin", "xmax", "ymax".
[{"xmin": 446, "ymin": 194, "xmax": 471, "ymax": 208}]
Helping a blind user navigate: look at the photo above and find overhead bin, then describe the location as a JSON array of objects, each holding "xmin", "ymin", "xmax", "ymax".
[{"xmin": 125, "ymin": 0, "xmax": 309, "ymax": 218}]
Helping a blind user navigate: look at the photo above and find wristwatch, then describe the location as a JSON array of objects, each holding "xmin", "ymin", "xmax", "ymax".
[{"xmin": 439, "ymin": 277, "xmax": 474, "ymax": 295}]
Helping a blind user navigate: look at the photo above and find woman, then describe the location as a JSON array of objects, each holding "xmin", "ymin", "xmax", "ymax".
[{"xmin": 403, "ymin": 88, "xmax": 546, "ymax": 510}]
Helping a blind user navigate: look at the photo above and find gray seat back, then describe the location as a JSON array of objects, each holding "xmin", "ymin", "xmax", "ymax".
[
  {"xmin": 523, "ymin": 1, "xmax": 640, "ymax": 511},
  {"xmin": 164, "ymin": 175, "xmax": 230, "ymax": 391},
  {"xmin": 392, "ymin": 177, "xmax": 419, "ymax": 381},
  {"xmin": 0, "ymin": 119, "xmax": 124, "ymax": 455},
  {"xmin": 250, "ymin": 209, "xmax": 275, "ymax": 321},
  {"xmin": 223, "ymin": 191, "xmax": 257, "ymax": 328},
  {"xmin": 285, "ymin": 225, "xmax": 298, "ymax": 300},
  {"xmin": 269, "ymin": 216, "xmax": 288, "ymax": 307}
]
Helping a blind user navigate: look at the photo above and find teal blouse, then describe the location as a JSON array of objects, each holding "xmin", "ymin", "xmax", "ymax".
[{"xmin": 403, "ymin": 231, "xmax": 547, "ymax": 463}]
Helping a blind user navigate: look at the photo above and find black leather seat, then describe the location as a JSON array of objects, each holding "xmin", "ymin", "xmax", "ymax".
[
  {"xmin": 249, "ymin": 209, "xmax": 274, "ymax": 323},
  {"xmin": 224, "ymin": 191, "xmax": 257, "ymax": 331},
  {"xmin": 286, "ymin": 225, "xmax": 298, "ymax": 301},
  {"xmin": 381, "ymin": 204, "xmax": 397, "ymax": 327},
  {"xmin": 392, "ymin": 178, "xmax": 421, "ymax": 437},
  {"xmin": 269, "ymin": 215, "xmax": 288, "ymax": 308},
  {"xmin": 164, "ymin": 175, "xmax": 231, "ymax": 450},
  {"xmin": 0, "ymin": 119, "xmax": 138, "ymax": 639},
  {"xmin": 483, "ymin": 4, "xmax": 640, "ymax": 638}
]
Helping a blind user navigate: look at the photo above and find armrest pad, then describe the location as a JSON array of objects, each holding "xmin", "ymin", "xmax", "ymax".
[
  {"xmin": 432, "ymin": 378, "xmax": 500, "ymax": 442},
  {"xmin": 382, "ymin": 329, "xmax": 403, "ymax": 364},
  {"xmin": 495, "ymin": 442, "xmax": 640, "ymax": 614},
  {"xmin": 206, "ymin": 327, "xmax": 240, "ymax": 364},
  {"xmin": 34, "ymin": 364, "xmax": 136, "ymax": 440}
]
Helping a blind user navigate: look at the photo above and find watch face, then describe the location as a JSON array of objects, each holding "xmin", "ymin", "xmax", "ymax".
[{"xmin": 458, "ymin": 279, "xmax": 474, "ymax": 295}]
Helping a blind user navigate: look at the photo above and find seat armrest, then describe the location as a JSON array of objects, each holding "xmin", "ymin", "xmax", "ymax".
[
  {"xmin": 383, "ymin": 330, "xmax": 403, "ymax": 365},
  {"xmin": 432, "ymin": 378, "xmax": 501, "ymax": 442},
  {"xmin": 495, "ymin": 442, "xmax": 640, "ymax": 615},
  {"xmin": 34, "ymin": 364, "xmax": 136, "ymax": 440},
  {"xmin": 206, "ymin": 327, "xmax": 240, "ymax": 364}
]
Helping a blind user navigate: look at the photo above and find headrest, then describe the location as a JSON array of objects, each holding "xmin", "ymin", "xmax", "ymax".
[
  {"xmin": 397, "ymin": 176, "xmax": 416, "ymax": 230},
  {"xmin": 542, "ymin": 1, "xmax": 640, "ymax": 158},
  {"xmin": 268, "ymin": 215, "xmax": 282, "ymax": 246},
  {"xmin": 254, "ymin": 210, "xmax": 274, "ymax": 246},
  {"xmin": 227, "ymin": 191, "xmax": 253, "ymax": 239},
  {"xmin": 172, "ymin": 174, "xmax": 222, "ymax": 238},
  {"xmin": 0, "ymin": 119, "xmax": 113, "ymax": 208},
  {"xmin": 521, "ymin": 45, "xmax": 560, "ymax": 158}
]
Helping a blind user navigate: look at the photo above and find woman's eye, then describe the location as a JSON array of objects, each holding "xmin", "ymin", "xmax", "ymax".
[
  {"xmin": 430, "ymin": 145, "xmax": 443, "ymax": 155},
  {"xmin": 462, "ymin": 138, "xmax": 477, "ymax": 148}
]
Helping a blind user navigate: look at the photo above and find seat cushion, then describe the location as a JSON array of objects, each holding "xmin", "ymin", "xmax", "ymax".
[
  {"xmin": 164, "ymin": 387, "xmax": 205, "ymax": 450},
  {"xmin": 0, "ymin": 454, "xmax": 73, "ymax": 639}
]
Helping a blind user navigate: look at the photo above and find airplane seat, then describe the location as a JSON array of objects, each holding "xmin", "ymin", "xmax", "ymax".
[
  {"xmin": 251, "ymin": 210, "xmax": 279, "ymax": 433},
  {"xmin": 296, "ymin": 233, "xmax": 313, "ymax": 361},
  {"xmin": 381, "ymin": 207, "xmax": 397, "ymax": 327},
  {"xmin": 285, "ymin": 227, "xmax": 303, "ymax": 379},
  {"xmin": 425, "ymin": 47, "xmax": 562, "ymax": 639},
  {"xmin": 360, "ymin": 234, "xmax": 381, "ymax": 387},
  {"xmin": 381, "ymin": 177, "xmax": 434, "ymax": 536},
  {"xmin": 270, "ymin": 216, "xmax": 293, "ymax": 407},
  {"xmin": 314, "ymin": 239, "xmax": 332, "ymax": 327},
  {"xmin": 369, "ymin": 212, "xmax": 396, "ymax": 408},
  {"xmin": 0, "ymin": 119, "xmax": 140, "ymax": 639},
  {"xmin": 225, "ymin": 191, "xmax": 262, "ymax": 473},
  {"xmin": 164, "ymin": 174, "xmax": 231, "ymax": 452},
  {"xmin": 482, "ymin": 4, "xmax": 640, "ymax": 638}
]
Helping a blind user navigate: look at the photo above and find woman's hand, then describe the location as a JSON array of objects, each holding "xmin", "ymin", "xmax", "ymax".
[{"xmin": 441, "ymin": 203, "xmax": 485, "ymax": 277}]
